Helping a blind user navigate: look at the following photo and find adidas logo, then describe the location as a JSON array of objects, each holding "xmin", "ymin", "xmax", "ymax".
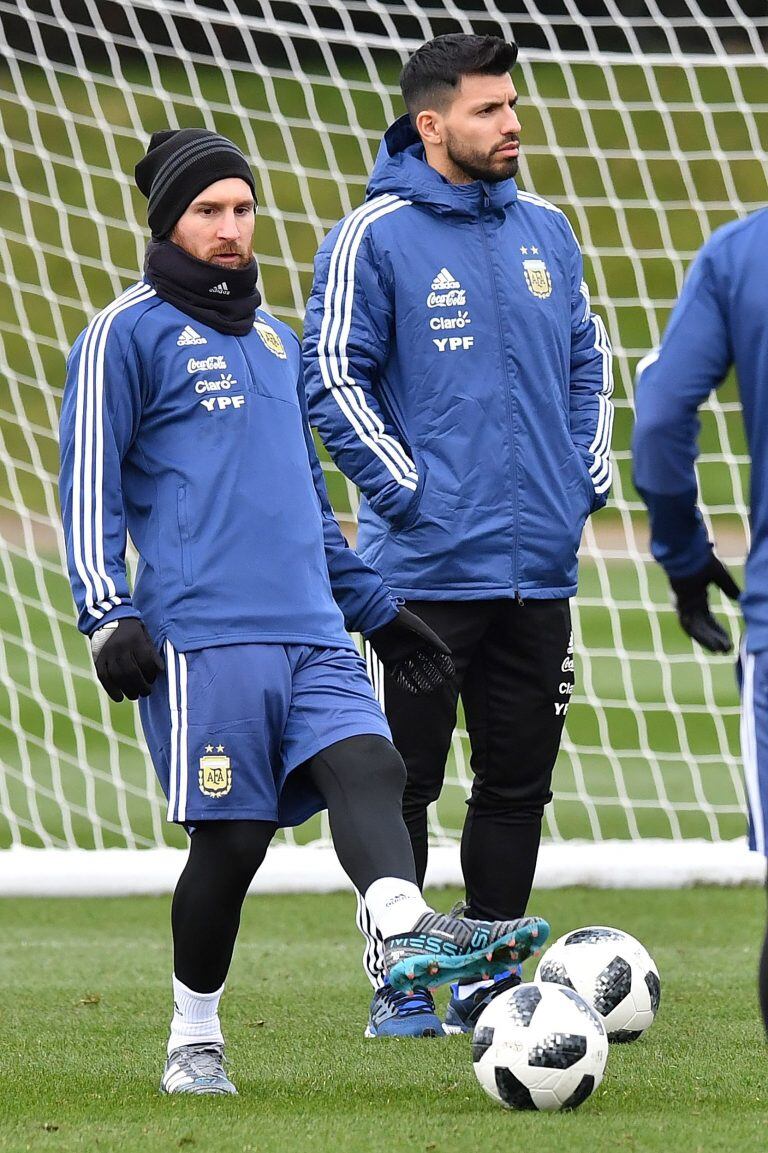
[
  {"xmin": 176, "ymin": 326, "xmax": 207, "ymax": 347},
  {"xmin": 431, "ymin": 267, "xmax": 461, "ymax": 290},
  {"xmin": 209, "ymin": 282, "xmax": 230, "ymax": 296}
]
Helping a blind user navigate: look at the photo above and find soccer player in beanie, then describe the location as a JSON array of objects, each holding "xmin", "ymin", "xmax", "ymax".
[
  {"xmin": 303, "ymin": 35, "xmax": 613, "ymax": 1036},
  {"xmin": 58, "ymin": 128, "xmax": 549, "ymax": 1094}
]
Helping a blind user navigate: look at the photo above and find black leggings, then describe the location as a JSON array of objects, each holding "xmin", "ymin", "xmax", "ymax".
[
  {"xmin": 172, "ymin": 733, "xmax": 414, "ymax": 991},
  {"xmin": 378, "ymin": 598, "xmax": 572, "ymax": 921}
]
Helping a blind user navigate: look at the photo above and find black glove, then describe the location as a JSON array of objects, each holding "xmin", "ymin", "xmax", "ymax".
[
  {"xmin": 366, "ymin": 606, "xmax": 455, "ymax": 694},
  {"xmin": 669, "ymin": 554, "xmax": 741, "ymax": 654},
  {"xmin": 90, "ymin": 617, "xmax": 165, "ymax": 702}
]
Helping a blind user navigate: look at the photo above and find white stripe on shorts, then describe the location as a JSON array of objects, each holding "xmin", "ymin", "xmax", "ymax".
[
  {"xmin": 363, "ymin": 639, "xmax": 385, "ymax": 709},
  {"xmin": 177, "ymin": 650, "xmax": 189, "ymax": 823},
  {"xmin": 740, "ymin": 648, "xmax": 765, "ymax": 854},
  {"xmin": 165, "ymin": 642, "xmax": 189, "ymax": 823},
  {"xmin": 166, "ymin": 642, "xmax": 179, "ymax": 822},
  {"xmin": 358, "ymin": 641, "xmax": 387, "ymax": 987}
]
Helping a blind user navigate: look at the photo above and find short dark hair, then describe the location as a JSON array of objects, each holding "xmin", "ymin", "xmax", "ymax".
[{"xmin": 400, "ymin": 34, "xmax": 518, "ymax": 124}]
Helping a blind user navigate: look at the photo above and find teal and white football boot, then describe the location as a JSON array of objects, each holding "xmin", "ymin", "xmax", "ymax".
[{"xmin": 384, "ymin": 911, "xmax": 549, "ymax": 994}]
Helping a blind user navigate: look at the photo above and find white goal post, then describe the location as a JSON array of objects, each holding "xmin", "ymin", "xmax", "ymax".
[{"xmin": 1, "ymin": 0, "xmax": 766, "ymax": 893}]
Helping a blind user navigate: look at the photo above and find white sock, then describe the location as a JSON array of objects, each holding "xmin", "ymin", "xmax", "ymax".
[
  {"xmin": 167, "ymin": 974, "xmax": 225, "ymax": 1055},
  {"xmin": 363, "ymin": 877, "xmax": 431, "ymax": 940},
  {"xmin": 454, "ymin": 978, "xmax": 494, "ymax": 1000}
]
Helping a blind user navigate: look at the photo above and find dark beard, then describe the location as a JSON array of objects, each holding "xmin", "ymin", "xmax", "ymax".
[{"xmin": 445, "ymin": 137, "xmax": 519, "ymax": 184}]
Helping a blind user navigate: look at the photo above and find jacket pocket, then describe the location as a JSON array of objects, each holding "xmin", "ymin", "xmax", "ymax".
[
  {"xmin": 389, "ymin": 462, "xmax": 429, "ymax": 534},
  {"xmin": 569, "ymin": 450, "xmax": 595, "ymax": 518},
  {"xmin": 177, "ymin": 484, "xmax": 193, "ymax": 587}
]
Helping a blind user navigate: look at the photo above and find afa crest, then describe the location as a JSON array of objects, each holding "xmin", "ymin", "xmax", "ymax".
[
  {"xmin": 254, "ymin": 319, "xmax": 287, "ymax": 359},
  {"xmin": 523, "ymin": 258, "xmax": 553, "ymax": 299},
  {"xmin": 199, "ymin": 749, "xmax": 232, "ymax": 797}
]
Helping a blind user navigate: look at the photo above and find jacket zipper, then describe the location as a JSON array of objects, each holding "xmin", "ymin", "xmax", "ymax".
[
  {"xmin": 237, "ymin": 335, "xmax": 257, "ymax": 392},
  {"xmin": 479, "ymin": 192, "xmax": 521, "ymax": 596},
  {"xmin": 177, "ymin": 484, "xmax": 193, "ymax": 587}
]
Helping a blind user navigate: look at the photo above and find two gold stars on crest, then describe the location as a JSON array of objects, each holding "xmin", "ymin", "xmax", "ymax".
[
  {"xmin": 204, "ymin": 744, "xmax": 225, "ymax": 753},
  {"xmin": 520, "ymin": 246, "xmax": 540, "ymax": 255}
]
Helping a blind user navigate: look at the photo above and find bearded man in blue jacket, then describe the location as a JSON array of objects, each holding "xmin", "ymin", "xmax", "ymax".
[
  {"xmin": 633, "ymin": 208, "xmax": 768, "ymax": 1035},
  {"xmin": 303, "ymin": 34, "xmax": 613, "ymax": 1037},
  {"xmin": 58, "ymin": 129, "xmax": 550, "ymax": 1092}
]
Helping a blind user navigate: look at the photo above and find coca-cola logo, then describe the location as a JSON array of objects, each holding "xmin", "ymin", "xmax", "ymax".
[
  {"xmin": 427, "ymin": 289, "xmax": 467, "ymax": 308},
  {"xmin": 187, "ymin": 355, "xmax": 227, "ymax": 372}
]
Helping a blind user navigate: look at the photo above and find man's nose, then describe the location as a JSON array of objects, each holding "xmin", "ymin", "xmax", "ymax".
[
  {"xmin": 504, "ymin": 106, "xmax": 521, "ymax": 135},
  {"xmin": 218, "ymin": 212, "xmax": 240, "ymax": 240}
]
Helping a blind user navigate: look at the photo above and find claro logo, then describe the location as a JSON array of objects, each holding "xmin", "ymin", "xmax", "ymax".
[{"xmin": 194, "ymin": 373, "xmax": 237, "ymax": 393}]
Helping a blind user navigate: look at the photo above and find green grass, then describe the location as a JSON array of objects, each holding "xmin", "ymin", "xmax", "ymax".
[{"xmin": 1, "ymin": 886, "xmax": 765, "ymax": 1152}]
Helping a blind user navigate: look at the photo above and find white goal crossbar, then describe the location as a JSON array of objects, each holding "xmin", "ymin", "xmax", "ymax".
[{"xmin": 1, "ymin": 840, "xmax": 763, "ymax": 898}]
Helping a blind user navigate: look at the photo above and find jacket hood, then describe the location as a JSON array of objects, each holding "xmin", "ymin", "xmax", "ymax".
[{"xmin": 366, "ymin": 114, "xmax": 518, "ymax": 218}]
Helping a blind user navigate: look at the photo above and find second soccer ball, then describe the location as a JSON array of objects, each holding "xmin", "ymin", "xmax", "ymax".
[{"xmin": 535, "ymin": 925, "xmax": 661, "ymax": 1041}]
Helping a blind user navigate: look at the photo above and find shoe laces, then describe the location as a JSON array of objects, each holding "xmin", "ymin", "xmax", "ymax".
[
  {"xmin": 380, "ymin": 984, "xmax": 436, "ymax": 1017},
  {"xmin": 171, "ymin": 1043, "xmax": 227, "ymax": 1080}
]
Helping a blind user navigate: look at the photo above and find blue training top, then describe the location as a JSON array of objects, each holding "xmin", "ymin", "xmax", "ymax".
[
  {"xmin": 633, "ymin": 207, "xmax": 768, "ymax": 651},
  {"xmin": 59, "ymin": 284, "xmax": 397, "ymax": 651}
]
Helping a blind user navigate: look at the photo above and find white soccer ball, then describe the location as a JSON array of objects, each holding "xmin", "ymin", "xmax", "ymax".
[
  {"xmin": 471, "ymin": 981, "xmax": 608, "ymax": 1112},
  {"xmin": 535, "ymin": 926, "xmax": 661, "ymax": 1042}
]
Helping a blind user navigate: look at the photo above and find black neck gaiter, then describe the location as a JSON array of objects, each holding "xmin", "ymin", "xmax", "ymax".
[{"xmin": 144, "ymin": 240, "xmax": 262, "ymax": 336}]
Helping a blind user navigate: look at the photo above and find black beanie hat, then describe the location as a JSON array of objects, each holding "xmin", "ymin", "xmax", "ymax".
[{"xmin": 135, "ymin": 129, "xmax": 257, "ymax": 239}]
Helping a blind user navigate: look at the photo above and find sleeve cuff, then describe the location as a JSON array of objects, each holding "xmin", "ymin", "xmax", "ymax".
[
  {"xmin": 638, "ymin": 486, "xmax": 713, "ymax": 579},
  {"xmin": 81, "ymin": 604, "xmax": 140, "ymax": 637}
]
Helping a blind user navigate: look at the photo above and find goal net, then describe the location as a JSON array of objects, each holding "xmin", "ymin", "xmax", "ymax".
[{"xmin": 1, "ymin": 0, "xmax": 765, "ymax": 893}]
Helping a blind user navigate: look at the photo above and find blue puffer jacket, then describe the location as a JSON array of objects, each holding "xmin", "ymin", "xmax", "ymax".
[{"xmin": 303, "ymin": 116, "xmax": 614, "ymax": 601}]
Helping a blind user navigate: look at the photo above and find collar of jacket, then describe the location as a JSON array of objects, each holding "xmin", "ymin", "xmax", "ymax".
[{"xmin": 366, "ymin": 114, "xmax": 518, "ymax": 220}]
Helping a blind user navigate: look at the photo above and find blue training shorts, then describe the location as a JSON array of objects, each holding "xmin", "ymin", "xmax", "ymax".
[
  {"xmin": 138, "ymin": 641, "xmax": 391, "ymax": 826},
  {"xmin": 738, "ymin": 643, "xmax": 768, "ymax": 855}
]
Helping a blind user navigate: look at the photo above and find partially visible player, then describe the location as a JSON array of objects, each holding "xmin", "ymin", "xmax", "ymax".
[
  {"xmin": 58, "ymin": 129, "xmax": 550, "ymax": 1094},
  {"xmin": 632, "ymin": 207, "xmax": 768, "ymax": 1033}
]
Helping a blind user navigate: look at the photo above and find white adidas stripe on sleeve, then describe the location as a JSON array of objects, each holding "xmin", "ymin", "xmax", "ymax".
[
  {"xmin": 318, "ymin": 196, "xmax": 418, "ymax": 491},
  {"xmin": 72, "ymin": 283, "xmax": 156, "ymax": 619},
  {"xmin": 587, "ymin": 313, "xmax": 614, "ymax": 495}
]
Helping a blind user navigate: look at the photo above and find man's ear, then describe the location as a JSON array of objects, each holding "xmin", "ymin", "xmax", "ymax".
[{"xmin": 415, "ymin": 109, "xmax": 443, "ymax": 146}]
